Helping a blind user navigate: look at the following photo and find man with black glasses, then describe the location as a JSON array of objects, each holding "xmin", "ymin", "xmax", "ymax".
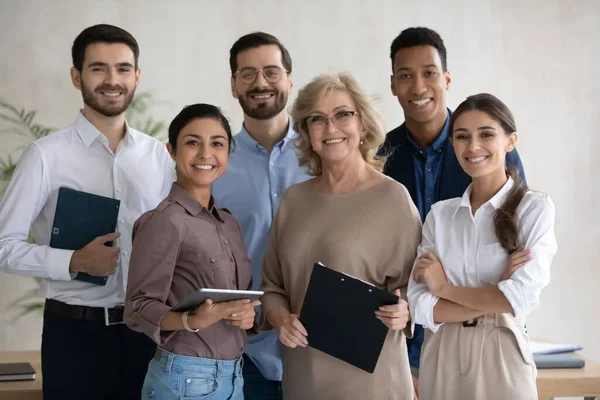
[{"xmin": 212, "ymin": 32, "xmax": 310, "ymax": 400}]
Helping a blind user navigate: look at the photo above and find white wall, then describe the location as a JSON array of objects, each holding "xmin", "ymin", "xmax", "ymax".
[{"xmin": 1, "ymin": 0, "xmax": 599, "ymax": 372}]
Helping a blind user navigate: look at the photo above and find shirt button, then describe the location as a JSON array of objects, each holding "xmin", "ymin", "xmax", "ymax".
[
  {"xmin": 210, "ymin": 257, "xmax": 216, "ymax": 263},
  {"xmin": 437, "ymin": 149, "xmax": 442, "ymax": 153},
  {"xmin": 272, "ymin": 193, "xmax": 278, "ymax": 198},
  {"xmin": 119, "ymin": 218, "xmax": 125, "ymax": 224},
  {"xmin": 223, "ymin": 239, "xmax": 229, "ymax": 245},
  {"xmin": 230, "ymin": 257, "xmax": 234, "ymax": 262},
  {"xmin": 186, "ymin": 378, "xmax": 192, "ymax": 383},
  {"xmin": 426, "ymin": 198, "xmax": 431, "ymax": 203},
  {"xmin": 426, "ymin": 167, "xmax": 431, "ymax": 172}
]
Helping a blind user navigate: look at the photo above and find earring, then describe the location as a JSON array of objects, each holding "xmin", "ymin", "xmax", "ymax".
[{"xmin": 360, "ymin": 137, "xmax": 365, "ymax": 145}]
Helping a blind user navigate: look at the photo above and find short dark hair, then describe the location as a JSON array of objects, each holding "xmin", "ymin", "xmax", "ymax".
[
  {"xmin": 72, "ymin": 24, "xmax": 139, "ymax": 72},
  {"xmin": 168, "ymin": 104, "xmax": 235, "ymax": 153},
  {"xmin": 390, "ymin": 27, "xmax": 447, "ymax": 72},
  {"xmin": 229, "ymin": 31, "xmax": 292, "ymax": 76}
]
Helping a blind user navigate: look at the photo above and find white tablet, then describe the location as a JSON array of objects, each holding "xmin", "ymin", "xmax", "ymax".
[{"xmin": 172, "ymin": 288, "xmax": 264, "ymax": 312}]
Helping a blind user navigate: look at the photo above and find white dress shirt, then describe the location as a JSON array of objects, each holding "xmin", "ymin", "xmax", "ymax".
[
  {"xmin": 0, "ymin": 112, "xmax": 175, "ymax": 307},
  {"xmin": 407, "ymin": 178, "xmax": 557, "ymax": 332}
]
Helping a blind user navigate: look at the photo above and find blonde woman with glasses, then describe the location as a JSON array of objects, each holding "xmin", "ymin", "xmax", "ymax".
[{"xmin": 260, "ymin": 72, "xmax": 421, "ymax": 400}]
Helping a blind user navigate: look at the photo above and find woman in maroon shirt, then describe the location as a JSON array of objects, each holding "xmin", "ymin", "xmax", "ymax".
[{"xmin": 125, "ymin": 104, "xmax": 259, "ymax": 400}]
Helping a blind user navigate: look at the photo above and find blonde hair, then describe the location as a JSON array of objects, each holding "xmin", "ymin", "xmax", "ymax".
[{"xmin": 291, "ymin": 72, "xmax": 388, "ymax": 176}]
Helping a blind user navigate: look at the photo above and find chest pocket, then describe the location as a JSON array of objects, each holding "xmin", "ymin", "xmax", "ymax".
[
  {"xmin": 476, "ymin": 242, "xmax": 507, "ymax": 285},
  {"xmin": 204, "ymin": 253, "xmax": 235, "ymax": 289}
]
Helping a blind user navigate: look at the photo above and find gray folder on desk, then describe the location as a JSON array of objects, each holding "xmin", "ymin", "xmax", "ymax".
[{"xmin": 534, "ymin": 353, "xmax": 585, "ymax": 369}]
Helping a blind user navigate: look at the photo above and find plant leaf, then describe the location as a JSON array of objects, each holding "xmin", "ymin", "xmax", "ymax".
[
  {"xmin": 6, "ymin": 288, "xmax": 42, "ymax": 309},
  {"xmin": 10, "ymin": 302, "xmax": 45, "ymax": 321},
  {"xmin": 0, "ymin": 113, "xmax": 24, "ymax": 125},
  {"xmin": 23, "ymin": 110, "xmax": 36, "ymax": 127},
  {"xmin": 0, "ymin": 157, "xmax": 17, "ymax": 181}
]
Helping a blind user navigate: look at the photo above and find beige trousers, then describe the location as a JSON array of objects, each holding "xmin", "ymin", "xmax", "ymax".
[{"xmin": 418, "ymin": 313, "xmax": 537, "ymax": 400}]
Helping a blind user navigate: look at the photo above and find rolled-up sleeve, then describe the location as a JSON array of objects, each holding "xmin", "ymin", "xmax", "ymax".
[
  {"xmin": 408, "ymin": 208, "xmax": 444, "ymax": 333},
  {"xmin": 498, "ymin": 195, "xmax": 557, "ymax": 318},
  {"xmin": 124, "ymin": 211, "xmax": 182, "ymax": 345}
]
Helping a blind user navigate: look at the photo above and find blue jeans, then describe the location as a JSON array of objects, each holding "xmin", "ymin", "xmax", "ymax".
[
  {"xmin": 242, "ymin": 354, "xmax": 282, "ymax": 400},
  {"xmin": 141, "ymin": 348, "xmax": 244, "ymax": 400}
]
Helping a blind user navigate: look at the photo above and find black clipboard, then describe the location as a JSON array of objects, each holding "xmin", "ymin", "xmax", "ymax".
[
  {"xmin": 299, "ymin": 262, "xmax": 399, "ymax": 373},
  {"xmin": 49, "ymin": 187, "xmax": 121, "ymax": 286}
]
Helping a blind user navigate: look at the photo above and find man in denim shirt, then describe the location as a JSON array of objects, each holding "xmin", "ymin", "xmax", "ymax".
[
  {"xmin": 212, "ymin": 32, "xmax": 310, "ymax": 400},
  {"xmin": 381, "ymin": 27, "xmax": 526, "ymax": 398}
]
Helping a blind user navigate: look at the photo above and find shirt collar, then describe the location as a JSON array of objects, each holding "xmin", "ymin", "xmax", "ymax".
[
  {"xmin": 74, "ymin": 111, "xmax": 137, "ymax": 149},
  {"xmin": 168, "ymin": 182, "xmax": 224, "ymax": 222},
  {"xmin": 453, "ymin": 177, "xmax": 515, "ymax": 218},
  {"xmin": 405, "ymin": 109, "xmax": 450, "ymax": 153},
  {"xmin": 236, "ymin": 118, "xmax": 296, "ymax": 153}
]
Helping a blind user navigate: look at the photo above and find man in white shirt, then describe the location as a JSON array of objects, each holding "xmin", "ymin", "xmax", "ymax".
[{"xmin": 0, "ymin": 24, "xmax": 174, "ymax": 399}]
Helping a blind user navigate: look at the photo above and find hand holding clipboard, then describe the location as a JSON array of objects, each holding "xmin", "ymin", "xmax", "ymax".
[
  {"xmin": 374, "ymin": 288, "xmax": 410, "ymax": 331},
  {"xmin": 286, "ymin": 262, "xmax": 408, "ymax": 373}
]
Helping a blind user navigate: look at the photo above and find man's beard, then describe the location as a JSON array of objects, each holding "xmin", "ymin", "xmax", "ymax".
[
  {"xmin": 81, "ymin": 79, "xmax": 135, "ymax": 117},
  {"xmin": 238, "ymin": 89, "xmax": 288, "ymax": 120}
]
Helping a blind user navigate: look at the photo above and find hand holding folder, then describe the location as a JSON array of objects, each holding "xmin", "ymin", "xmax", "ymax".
[
  {"xmin": 374, "ymin": 288, "xmax": 410, "ymax": 330},
  {"xmin": 50, "ymin": 187, "xmax": 121, "ymax": 285},
  {"xmin": 270, "ymin": 308, "xmax": 309, "ymax": 349},
  {"xmin": 68, "ymin": 231, "xmax": 121, "ymax": 278}
]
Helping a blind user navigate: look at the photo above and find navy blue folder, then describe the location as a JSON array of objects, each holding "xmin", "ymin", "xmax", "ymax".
[
  {"xmin": 50, "ymin": 187, "xmax": 121, "ymax": 286},
  {"xmin": 299, "ymin": 262, "xmax": 399, "ymax": 373}
]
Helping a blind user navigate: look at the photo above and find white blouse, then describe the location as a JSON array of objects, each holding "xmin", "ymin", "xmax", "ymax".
[{"xmin": 407, "ymin": 178, "xmax": 557, "ymax": 332}]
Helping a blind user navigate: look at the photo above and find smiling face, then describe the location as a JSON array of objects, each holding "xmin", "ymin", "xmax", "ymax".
[
  {"xmin": 451, "ymin": 110, "xmax": 517, "ymax": 180},
  {"xmin": 230, "ymin": 45, "xmax": 292, "ymax": 120},
  {"xmin": 71, "ymin": 42, "xmax": 140, "ymax": 117},
  {"xmin": 391, "ymin": 45, "xmax": 450, "ymax": 126},
  {"xmin": 167, "ymin": 118, "xmax": 230, "ymax": 190},
  {"xmin": 306, "ymin": 90, "xmax": 364, "ymax": 166}
]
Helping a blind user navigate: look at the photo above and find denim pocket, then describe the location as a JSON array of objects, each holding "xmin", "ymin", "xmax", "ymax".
[
  {"xmin": 141, "ymin": 388, "xmax": 155, "ymax": 400},
  {"xmin": 181, "ymin": 374, "xmax": 219, "ymax": 399}
]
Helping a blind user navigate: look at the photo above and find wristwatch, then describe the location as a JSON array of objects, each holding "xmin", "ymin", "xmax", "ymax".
[{"xmin": 181, "ymin": 311, "xmax": 199, "ymax": 332}]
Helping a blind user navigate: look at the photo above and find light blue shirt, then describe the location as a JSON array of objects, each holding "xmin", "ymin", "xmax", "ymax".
[{"xmin": 212, "ymin": 121, "xmax": 311, "ymax": 381}]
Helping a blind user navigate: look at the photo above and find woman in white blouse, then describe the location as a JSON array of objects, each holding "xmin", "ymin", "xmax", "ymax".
[{"xmin": 407, "ymin": 93, "xmax": 557, "ymax": 400}]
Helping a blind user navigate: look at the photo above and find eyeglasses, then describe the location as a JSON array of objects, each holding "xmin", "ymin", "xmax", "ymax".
[
  {"xmin": 305, "ymin": 110, "xmax": 359, "ymax": 132},
  {"xmin": 234, "ymin": 66, "xmax": 288, "ymax": 84}
]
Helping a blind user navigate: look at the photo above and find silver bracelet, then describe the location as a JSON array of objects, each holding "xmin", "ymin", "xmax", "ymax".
[{"xmin": 181, "ymin": 311, "xmax": 199, "ymax": 332}]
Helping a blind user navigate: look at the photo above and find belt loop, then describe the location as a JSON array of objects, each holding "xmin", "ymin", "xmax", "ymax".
[
  {"xmin": 165, "ymin": 351, "xmax": 174, "ymax": 374},
  {"xmin": 239, "ymin": 355, "xmax": 244, "ymax": 375}
]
